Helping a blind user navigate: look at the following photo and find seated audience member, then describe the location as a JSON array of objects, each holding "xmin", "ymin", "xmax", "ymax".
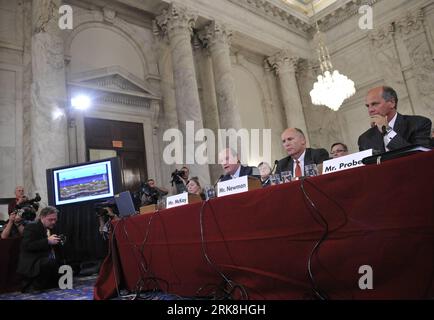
[
  {"xmin": 258, "ymin": 162, "xmax": 272, "ymax": 187},
  {"xmin": 8, "ymin": 186, "xmax": 28, "ymax": 214},
  {"xmin": 1, "ymin": 211, "xmax": 24, "ymax": 239},
  {"xmin": 276, "ymin": 128, "xmax": 329, "ymax": 178},
  {"xmin": 218, "ymin": 148, "xmax": 257, "ymax": 182},
  {"xmin": 17, "ymin": 206, "xmax": 62, "ymax": 292},
  {"xmin": 187, "ymin": 177, "xmax": 205, "ymax": 200},
  {"xmin": 358, "ymin": 86, "xmax": 432, "ymax": 152},
  {"xmin": 330, "ymin": 142, "xmax": 349, "ymax": 159}
]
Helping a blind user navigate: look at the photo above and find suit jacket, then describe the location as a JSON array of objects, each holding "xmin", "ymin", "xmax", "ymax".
[
  {"xmin": 17, "ymin": 221, "xmax": 57, "ymax": 278},
  {"xmin": 358, "ymin": 113, "xmax": 432, "ymax": 152},
  {"xmin": 275, "ymin": 148, "xmax": 329, "ymax": 175},
  {"xmin": 220, "ymin": 165, "xmax": 255, "ymax": 182}
]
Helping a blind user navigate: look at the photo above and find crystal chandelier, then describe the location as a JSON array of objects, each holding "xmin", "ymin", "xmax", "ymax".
[{"xmin": 309, "ymin": 2, "xmax": 355, "ymax": 111}]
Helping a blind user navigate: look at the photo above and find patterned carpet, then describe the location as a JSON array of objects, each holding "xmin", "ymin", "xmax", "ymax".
[
  {"xmin": 0, "ymin": 274, "xmax": 190, "ymax": 300},
  {"xmin": 0, "ymin": 275, "xmax": 96, "ymax": 300}
]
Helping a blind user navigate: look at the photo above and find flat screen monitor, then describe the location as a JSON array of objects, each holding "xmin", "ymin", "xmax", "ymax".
[{"xmin": 46, "ymin": 157, "xmax": 122, "ymax": 206}]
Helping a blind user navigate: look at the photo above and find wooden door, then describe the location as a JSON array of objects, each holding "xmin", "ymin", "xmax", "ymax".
[{"xmin": 84, "ymin": 118, "xmax": 147, "ymax": 192}]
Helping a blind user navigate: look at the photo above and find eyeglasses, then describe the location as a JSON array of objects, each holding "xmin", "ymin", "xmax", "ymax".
[{"xmin": 331, "ymin": 149, "xmax": 347, "ymax": 155}]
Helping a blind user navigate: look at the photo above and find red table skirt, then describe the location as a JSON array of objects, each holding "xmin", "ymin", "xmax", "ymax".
[{"xmin": 94, "ymin": 151, "xmax": 434, "ymax": 300}]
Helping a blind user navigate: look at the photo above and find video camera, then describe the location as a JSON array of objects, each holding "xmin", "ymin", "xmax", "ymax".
[
  {"xmin": 94, "ymin": 199, "xmax": 118, "ymax": 219},
  {"xmin": 139, "ymin": 182, "xmax": 160, "ymax": 205},
  {"xmin": 170, "ymin": 169, "xmax": 186, "ymax": 186},
  {"xmin": 14, "ymin": 193, "xmax": 41, "ymax": 222}
]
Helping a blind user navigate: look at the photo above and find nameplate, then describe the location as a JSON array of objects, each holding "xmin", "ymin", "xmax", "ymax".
[
  {"xmin": 166, "ymin": 192, "xmax": 189, "ymax": 209},
  {"xmin": 322, "ymin": 149, "xmax": 373, "ymax": 175},
  {"xmin": 217, "ymin": 176, "xmax": 249, "ymax": 198}
]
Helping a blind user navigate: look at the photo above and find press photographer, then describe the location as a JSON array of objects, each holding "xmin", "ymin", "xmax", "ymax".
[
  {"xmin": 14, "ymin": 192, "xmax": 41, "ymax": 223},
  {"xmin": 2, "ymin": 187, "xmax": 40, "ymax": 239},
  {"xmin": 8, "ymin": 186, "xmax": 28, "ymax": 214},
  {"xmin": 95, "ymin": 199, "xmax": 119, "ymax": 240},
  {"xmin": 171, "ymin": 166, "xmax": 189, "ymax": 195},
  {"xmin": 139, "ymin": 179, "xmax": 168, "ymax": 206},
  {"xmin": 17, "ymin": 206, "xmax": 64, "ymax": 292}
]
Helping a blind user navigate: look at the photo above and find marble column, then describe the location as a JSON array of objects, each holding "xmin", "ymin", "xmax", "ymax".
[
  {"xmin": 31, "ymin": 0, "xmax": 69, "ymax": 203},
  {"xmin": 192, "ymin": 34, "xmax": 222, "ymax": 184},
  {"xmin": 154, "ymin": 3, "xmax": 210, "ymax": 185},
  {"xmin": 267, "ymin": 50, "xmax": 310, "ymax": 144},
  {"xmin": 152, "ymin": 22, "xmax": 180, "ymax": 189},
  {"xmin": 198, "ymin": 21, "xmax": 242, "ymax": 132}
]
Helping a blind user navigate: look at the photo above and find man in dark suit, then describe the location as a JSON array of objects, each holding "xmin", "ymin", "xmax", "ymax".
[
  {"xmin": 276, "ymin": 128, "xmax": 329, "ymax": 177},
  {"xmin": 218, "ymin": 148, "xmax": 257, "ymax": 182},
  {"xmin": 358, "ymin": 86, "xmax": 432, "ymax": 152},
  {"xmin": 17, "ymin": 206, "xmax": 62, "ymax": 292}
]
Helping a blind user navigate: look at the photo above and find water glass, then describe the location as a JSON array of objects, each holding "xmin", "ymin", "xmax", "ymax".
[
  {"xmin": 269, "ymin": 174, "xmax": 282, "ymax": 185},
  {"xmin": 280, "ymin": 171, "xmax": 292, "ymax": 183},
  {"xmin": 204, "ymin": 185, "xmax": 216, "ymax": 200},
  {"xmin": 304, "ymin": 164, "xmax": 319, "ymax": 177},
  {"xmin": 157, "ymin": 197, "xmax": 167, "ymax": 210}
]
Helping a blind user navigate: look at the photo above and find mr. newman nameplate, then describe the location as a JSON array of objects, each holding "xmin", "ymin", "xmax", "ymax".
[{"xmin": 217, "ymin": 176, "xmax": 249, "ymax": 198}]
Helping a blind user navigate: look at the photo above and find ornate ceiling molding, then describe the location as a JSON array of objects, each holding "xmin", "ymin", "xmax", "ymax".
[
  {"xmin": 227, "ymin": 0, "xmax": 311, "ymax": 37},
  {"xmin": 315, "ymin": 0, "xmax": 381, "ymax": 32},
  {"xmin": 368, "ymin": 9, "xmax": 425, "ymax": 48},
  {"xmin": 227, "ymin": 0, "xmax": 384, "ymax": 38}
]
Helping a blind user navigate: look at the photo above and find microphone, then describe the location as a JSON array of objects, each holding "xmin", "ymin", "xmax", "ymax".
[
  {"xmin": 213, "ymin": 175, "xmax": 224, "ymax": 188},
  {"xmin": 271, "ymin": 160, "xmax": 279, "ymax": 174},
  {"xmin": 381, "ymin": 125, "xmax": 387, "ymax": 135}
]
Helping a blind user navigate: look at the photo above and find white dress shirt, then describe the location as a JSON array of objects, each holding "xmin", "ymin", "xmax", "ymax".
[
  {"xmin": 231, "ymin": 164, "xmax": 241, "ymax": 179},
  {"xmin": 384, "ymin": 113, "xmax": 398, "ymax": 151}
]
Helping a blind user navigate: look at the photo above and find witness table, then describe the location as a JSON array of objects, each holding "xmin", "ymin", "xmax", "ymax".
[
  {"xmin": 94, "ymin": 151, "xmax": 434, "ymax": 300},
  {"xmin": 0, "ymin": 237, "xmax": 22, "ymax": 293}
]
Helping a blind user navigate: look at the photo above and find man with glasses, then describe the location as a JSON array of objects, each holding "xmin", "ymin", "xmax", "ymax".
[{"xmin": 330, "ymin": 143, "xmax": 349, "ymax": 159}]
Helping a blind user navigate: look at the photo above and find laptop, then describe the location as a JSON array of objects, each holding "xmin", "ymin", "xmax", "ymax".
[{"xmin": 114, "ymin": 191, "xmax": 137, "ymax": 217}]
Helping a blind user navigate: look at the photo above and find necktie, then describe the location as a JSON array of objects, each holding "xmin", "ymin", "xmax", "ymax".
[{"xmin": 295, "ymin": 160, "xmax": 302, "ymax": 178}]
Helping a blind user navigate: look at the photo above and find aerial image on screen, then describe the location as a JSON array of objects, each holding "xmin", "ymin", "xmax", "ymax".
[{"xmin": 54, "ymin": 161, "xmax": 113, "ymax": 205}]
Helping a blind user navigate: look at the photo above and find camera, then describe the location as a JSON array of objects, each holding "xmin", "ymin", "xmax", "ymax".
[
  {"xmin": 94, "ymin": 199, "xmax": 117, "ymax": 219},
  {"xmin": 170, "ymin": 170, "xmax": 182, "ymax": 185},
  {"xmin": 139, "ymin": 182, "xmax": 160, "ymax": 205},
  {"xmin": 14, "ymin": 193, "xmax": 41, "ymax": 222},
  {"xmin": 58, "ymin": 234, "xmax": 67, "ymax": 246}
]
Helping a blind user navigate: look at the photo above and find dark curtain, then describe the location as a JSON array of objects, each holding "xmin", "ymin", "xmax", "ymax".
[{"xmin": 56, "ymin": 201, "xmax": 108, "ymax": 265}]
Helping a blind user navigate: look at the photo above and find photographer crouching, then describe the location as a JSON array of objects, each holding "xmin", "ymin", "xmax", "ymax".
[
  {"xmin": 1, "ymin": 186, "xmax": 39, "ymax": 239},
  {"xmin": 17, "ymin": 206, "xmax": 64, "ymax": 293}
]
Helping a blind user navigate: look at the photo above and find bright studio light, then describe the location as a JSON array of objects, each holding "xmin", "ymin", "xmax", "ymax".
[
  {"xmin": 71, "ymin": 95, "xmax": 91, "ymax": 110},
  {"xmin": 51, "ymin": 108, "xmax": 65, "ymax": 120}
]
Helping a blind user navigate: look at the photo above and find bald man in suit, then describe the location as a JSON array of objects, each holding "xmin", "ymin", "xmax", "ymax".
[
  {"xmin": 358, "ymin": 86, "xmax": 432, "ymax": 152},
  {"xmin": 276, "ymin": 128, "xmax": 329, "ymax": 177}
]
